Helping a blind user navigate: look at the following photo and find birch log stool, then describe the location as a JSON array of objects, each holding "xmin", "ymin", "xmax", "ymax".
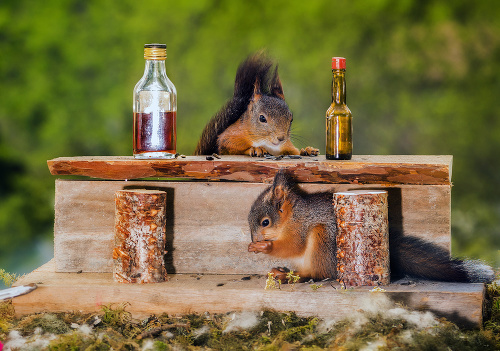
[
  {"xmin": 334, "ymin": 190, "xmax": 390, "ymax": 287},
  {"xmin": 113, "ymin": 189, "xmax": 167, "ymax": 283}
]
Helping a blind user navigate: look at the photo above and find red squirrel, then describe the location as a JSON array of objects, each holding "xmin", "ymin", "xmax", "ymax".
[
  {"xmin": 248, "ymin": 170, "xmax": 494, "ymax": 283},
  {"xmin": 194, "ymin": 52, "xmax": 318, "ymax": 157}
]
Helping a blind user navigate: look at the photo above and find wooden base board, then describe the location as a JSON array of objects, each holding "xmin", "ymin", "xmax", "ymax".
[{"xmin": 12, "ymin": 260, "xmax": 485, "ymax": 328}]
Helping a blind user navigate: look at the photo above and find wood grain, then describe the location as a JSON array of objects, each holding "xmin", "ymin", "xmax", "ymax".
[
  {"xmin": 12, "ymin": 260, "xmax": 484, "ymax": 328},
  {"xmin": 113, "ymin": 190, "xmax": 167, "ymax": 283},
  {"xmin": 47, "ymin": 155, "xmax": 452, "ymax": 185},
  {"xmin": 335, "ymin": 191, "xmax": 390, "ymax": 286},
  {"xmin": 54, "ymin": 179, "xmax": 451, "ymax": 274}
]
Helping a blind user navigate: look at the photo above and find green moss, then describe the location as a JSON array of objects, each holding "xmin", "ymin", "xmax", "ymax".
[
  {"xmin": 280, "ymin": 318, "xmax": 318, "ymax": 343},
  {"xmin": 483, "ymin": 281, "xmax": 500, "ymax": 348},
  {"xmin": 0, "ymin": 300, "xmax": 15, "ymax": 335},
  {"xmin": 2, "ymin": 292, "xmax": 500, "ymax": 350},
  {"xmin": 17, "ymin": 313, "xmax": 70, "ymax": 336},
  {"xmin": 177, "ymin": 312, "xmax": 207, "ymax": 330},
  {"xmin": 101, "ymin": 303, "xmax": 132, "ymax": 328},
  {"xmin": 410, "ymin": 323, "xmax": 496, "ymax": 351},
  {"xmin": 58, "ymin": 310, "xmax": 94, "ymax": 327},
  {"xmin": 48, "ymin": 332, "xmax": 89, "ymax": 350},
  {"xmin": 47, "ymin": 328, "xmax": 142, "ymax": 351},
  {"xmin": 148, "ymin": 340, "xmax": 170, "ymax": 351},
  {"xmin": 99, "ymin": 303, "xmax": 143, "ymax": 339}
]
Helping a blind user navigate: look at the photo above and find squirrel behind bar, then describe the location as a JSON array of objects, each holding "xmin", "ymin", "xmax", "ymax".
[
  {"xmin": 194, "ymin": 52, "xmax": 318, "ymax": 157},
  {"xmin": 248, "ymin": 170, "xmax": 494, "ymax": 283}
]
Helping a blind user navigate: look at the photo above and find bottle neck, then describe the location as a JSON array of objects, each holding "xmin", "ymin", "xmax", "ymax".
[
  {"xmin": 143, "ymin": 59, "xmax": 167, "ymax": 79},
  {"xmin": 331, "ymin": 69, "xmax": 346, "ymax": 105}
]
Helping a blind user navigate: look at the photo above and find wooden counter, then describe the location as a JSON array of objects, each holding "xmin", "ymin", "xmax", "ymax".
[{"xmin": 11, "ymin": 154, "xmax": 480, "ymax": 328}]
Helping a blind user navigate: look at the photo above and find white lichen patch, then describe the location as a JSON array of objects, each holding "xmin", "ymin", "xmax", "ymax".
[{"xmin": 223, "ymin": 311, "xmax": 259, "ymax": 333}]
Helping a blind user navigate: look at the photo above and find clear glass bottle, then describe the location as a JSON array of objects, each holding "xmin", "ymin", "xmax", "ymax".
[
  {"xmin": 326, "ymin": 57, "xmax": 352, "ymax": 160},
  {"xmin": 133, "ymin": 43, "xmax": 177, "ymax": 159}
]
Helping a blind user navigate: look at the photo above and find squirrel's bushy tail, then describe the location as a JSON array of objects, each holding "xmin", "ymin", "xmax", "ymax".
[
  {"xmin": 392, "ymin": 234, "xmax": 494, "ymax": 283},
  {"xmin": 194, "ymin": 52, "xmax": 278, "ymax": 155}
]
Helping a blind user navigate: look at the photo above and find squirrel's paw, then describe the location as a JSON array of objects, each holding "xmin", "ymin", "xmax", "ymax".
[
  {"xmin": 248, "ymin": 240, "xmax": 273, "ymax": 254},
  {"xmin": 270, "ymin": 267, "xmax": 290, "ymax": 283},
  {"xmin": 300, "ymin": 146, "xmax": 319, "ymax": 156},
  {"xmin": 247, "ymin": 147, "xmax": 269, "ymax": 157}
]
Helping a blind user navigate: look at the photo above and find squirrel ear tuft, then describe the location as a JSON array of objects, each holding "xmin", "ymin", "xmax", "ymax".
[
  {"xmin": 273, "ymin": 184, "xmax": 285, "ymax": 206},
  {"xmin": 273, "ymin": 169, "xmax": 293, "ymax": 188},
  {"xmin": 271, "ymin": 65, "xmax": 285, "ymax": 100},
  {"xmin": 271, "ymin": 170, "xmax": 292, "ymax": 207},
  {"xmin": 252, "ymin": 77, "xmax": 263, "ymax": 101}
]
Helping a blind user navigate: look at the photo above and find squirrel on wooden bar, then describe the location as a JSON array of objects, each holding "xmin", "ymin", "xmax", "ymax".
[
  {"xmin": 194, "ymin": 52, "xmax": 318, "ymax": 157},
  {"xmin": 248, "ymin": 170, "xmax": 494, "ymax": 283}
]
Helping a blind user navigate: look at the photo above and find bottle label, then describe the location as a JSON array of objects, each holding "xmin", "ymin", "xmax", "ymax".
[{"xmin": 138, "ymin": 91, "xmax": 174, "ymax": 113}]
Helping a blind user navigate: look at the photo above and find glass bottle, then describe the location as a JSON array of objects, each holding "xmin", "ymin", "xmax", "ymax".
[
  {"xmin": 133, "ymin": 43, "xmax": 177, "ymax": 159},
  {"xmin": 326, "ymin": 57, "xmax": 352, "ymax": 160}
]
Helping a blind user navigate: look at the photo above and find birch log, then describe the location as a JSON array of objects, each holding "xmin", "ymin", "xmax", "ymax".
[
  {"xmin": 334, "ymin": 190, "xmax": 389, "ymax": 287},
  {"xmin": 113, "ymin": 189, "xmax": 167, "ymax": 283}
]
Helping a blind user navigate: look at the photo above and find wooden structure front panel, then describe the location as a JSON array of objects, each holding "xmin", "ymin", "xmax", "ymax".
[{"xmin": 54, "ymin": 179, "xmax": 451, "ymax": 274}]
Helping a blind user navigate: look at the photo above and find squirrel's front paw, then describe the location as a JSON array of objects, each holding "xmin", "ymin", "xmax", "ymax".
[
  {"xmin": 270, "ymin": 267, "xmax": 290, "ymax": 282},
  {"xmin": 300, "ymin": 146, "xmax": 319, "ymax": 156},
  {"xmin": 247, "ymin": 147, "xmax": 269, "ymax": 157},
  {"xmin": 248, "ymin": 241, "xmax": 273, "ymax": 254}
]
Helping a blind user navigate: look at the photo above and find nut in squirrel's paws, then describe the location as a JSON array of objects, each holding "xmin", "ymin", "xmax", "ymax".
[
  {"xmin": 248, "ymin": 240, "xmax": 273, "ymax": 254},
  {"xmin": 270, "ymin": 267, "xmax": 290, "ymax": 283},
  {"xmin": 300, "ymin": 146, "xmax": 319, "ymax": 156}
]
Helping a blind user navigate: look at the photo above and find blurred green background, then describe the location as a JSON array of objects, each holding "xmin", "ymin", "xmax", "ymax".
[{"xmin": 0, "ymin": 0, "xmax": 499, "ymax": 279}]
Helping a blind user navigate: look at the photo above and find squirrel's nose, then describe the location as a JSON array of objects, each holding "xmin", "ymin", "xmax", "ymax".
[{"xmin": 277, "ymin": 136, "xmax": 285, "ymax": 142}]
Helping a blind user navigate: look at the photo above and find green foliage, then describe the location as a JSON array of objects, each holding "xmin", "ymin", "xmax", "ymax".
[
  {"xmin": 265, "ymin": 272, "xmax": 281, "ymax": 290},
  {"xmin": 310, "ymin": 284, "xmax": 324, "ymax": 291},
  {"xmin": 286, "ymin": 270, "xmax": 301, "ymax": 285},
  {"xmin": 0, "ymin": 269, "xmax": 23, "ymax": 287},
  {"xmin": 1, "ymin": 0, "xmax": 500, "ymax": 272}
]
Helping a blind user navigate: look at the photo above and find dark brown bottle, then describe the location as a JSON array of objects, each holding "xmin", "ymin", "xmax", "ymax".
[{"xmin": 326, "ymin": 57, "xmax": 352, "ymax": 160}]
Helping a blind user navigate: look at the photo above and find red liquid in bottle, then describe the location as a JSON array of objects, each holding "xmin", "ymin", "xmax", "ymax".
[{"xmin": 133, "ymin": 111, "xmax": 176, "ymax": 156}]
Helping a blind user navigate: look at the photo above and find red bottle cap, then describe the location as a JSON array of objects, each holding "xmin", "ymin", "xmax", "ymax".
[{"xmin": 332, "ymin": 57, "xmax": 346, "ymax": 70}]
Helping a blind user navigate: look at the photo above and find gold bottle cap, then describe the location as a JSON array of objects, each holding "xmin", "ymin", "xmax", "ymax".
[{"xmin": 144, "ymin": 43, "xmax": 167, "ymax": 60}]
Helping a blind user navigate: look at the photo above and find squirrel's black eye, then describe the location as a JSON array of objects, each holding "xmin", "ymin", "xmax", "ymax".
[
  {"xmin": 259, "ymin": 115, "xmax": 267, "ymax": 123},
  {"xmin": 261, "ymin": 218, "xmax": 270, "ymax": 227}
]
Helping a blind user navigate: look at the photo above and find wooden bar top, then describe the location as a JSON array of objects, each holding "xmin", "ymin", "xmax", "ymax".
[{"xmin": 47, "ymin": 155, "xmax": 452, "ymax": 185}]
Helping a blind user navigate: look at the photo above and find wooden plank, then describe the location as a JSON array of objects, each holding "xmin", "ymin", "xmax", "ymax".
[
  {"xmin": 54, "ymin": 179, "xmax": 451, "ymax": 273},
  {"xmin": 47, "ymin": 155, "xmax": 452, "ymax": 185},
  {"xmin": 12, "ymin": 260, "xmax": 485, "ymax": 328}
]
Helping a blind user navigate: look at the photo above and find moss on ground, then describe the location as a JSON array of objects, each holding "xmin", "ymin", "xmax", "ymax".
[{"xmin": 0, "ymin": 283, "xmax": 499, "ymax": 350}]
